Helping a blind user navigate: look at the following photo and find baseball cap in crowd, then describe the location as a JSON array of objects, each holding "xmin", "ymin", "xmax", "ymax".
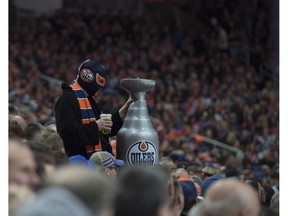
[
  {"xmin": 177, "ymin": 177, "xmax": 198, "ymax": 209},
  {"xmin": 68, "ymin": 155, "xmax": 96, "ymax": 169},
  {"xmin": 89, "ymin": 151, "xmax": 125, "ymax": 168},
  {"xmin": 202, "ymin": 165, "xmax": 218, "ymax": 177}
]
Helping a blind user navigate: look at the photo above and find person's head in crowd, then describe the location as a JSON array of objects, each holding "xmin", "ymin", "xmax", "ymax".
[
  {"xmin": 33, "ymin": 126, "xmax": 68, "ymax": 166},
  {"xmin": 169, "ymin": 151, "xmax": 186, "ymax": 165},
  {"xmin": 9, "ymin": 121, "xmax": 26, "ymax": 139},
  {"xmin": 9, "ymin": 114, "xmax": 18, "ymax": 126},
  {"xmin": 13, "ymin": 115, "xmax": 27, "ymax": 130},
  {"xmin": 176, "ymin": 160, "xmax": 190, "ymax": 170},
  {"xmin": 9, "ymin": 138, "xmax": 41, "ymax": 191},
  {"xmin": 201, "ymin": 172, "xmax": 224, "ymax": 197},
  {"xmin": 177, "ymin": 177, "xmax": 198, "ymax": 215},
  {"xmin": 172, "ymin": 168, "xmax": 190, "ymax": 179},
  {"xmin": 24, "ymin": 122, "xmax": 45, "ymax": 141},
  {"xmin": 44, "ymin": 120, "xmax": 57, "ymax": 132},
  {"xmin": 9, "ymin": 103, "xmax": 19, "ymax": 114},
  {"xmin": 76, "ymin": 59, "xmax": 106, "ymax": 96},
  {"xmin": 9, "ymin": 184, "xmax": 35, "ymax": 216},
  {"xmin": 159, "ymin": 157, "xmax": 177, "ymax": 173},
  {"xmin": 69, "ymin": 155, "xmax": 96, "ymax": 169},
  {"xmin": 45, "ymin": 123, "xmax": 57, "ymax": 133},
  {"xmin": 89, "ymin": 151, "xmax": 124, "ymax": 177},
  {"xmin": 17, "ymin": 165, "xmax": 115, "ymax": 216},
  {"xmin": 35, "ymin": 128, "xmax": 65, "ymax": 153},
  {"xmin": 114, "ymin": 166, "xmax": 170, "ymax": 216},
  {"xmin": 186, "ymin": 165, "xmax": 203, "ymax": 181},
  {"xmin": 191, "ymin": 179, "xmax": 260, "ymax": 216},
  {"xmin": 27, "ymin": 141, "xmax": 56, "ymax": 185},
  {"xmin": 18, "ymin": 107, "xmax": 38, "ymax": 124},
  {"xmin": 224, "ymin": 165, "xmax": 239, "ymax": 179},
  {"xmin": 201, "ymin": 165, "xmax": 218, "ymax": 180},
  {"xmin": 169, "ymin": 179, "xmax": 185, "ymax": 216},
  {"xmin": 52, "ymin": 151, "xmax": 68, "ymax": 167}
]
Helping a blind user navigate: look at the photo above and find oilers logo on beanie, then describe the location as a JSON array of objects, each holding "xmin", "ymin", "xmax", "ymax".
[{"xmin": 77, "ymin": 59, "xmax": 106, "ymax": 96}]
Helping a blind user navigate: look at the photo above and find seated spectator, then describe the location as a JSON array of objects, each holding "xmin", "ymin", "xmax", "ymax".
[
  {"xmin": 9, "ymin": 184, "xmax": 35, "ymax": 216},
  {"xmin": 177, "ymin": 177, "xmax": 198, "ymax": 216},
  {"xmin": 34, "ymin": 128, "xmax": 68, "ymax": 166},
  {"xmin": 186, "ymin": 165, "xmax": 203, "ymax": 181},
  {"xmin": 156, "ymin": 165, "xmax": 180, "ymax": 215},
  {"xmin": 172, "ymin": 168, "xmax": 190, "ymax": 179},
  {"xmin": 169, "ymin": 179, "xmax": 185, "ymax": 216},
  {"xmin": 13, "ymin": 115, "xmax": 27, "ymax": 130},
  {"xmin": 16, "ymin": 165, "xmax": 115, "ymax": 216},
  {"xmin": 9, "ymin": 122, "xmax": 26, "ymax": 139},
  {"xmin": 27, "ymin": 141, "xmax": 56, "ymax": 185},
  {"xmin": 189, "ymin": 179, "xmax": 260, "ymax": 216},
  {"xmin": 114, "ymin": 166, "xmax": 171, "ymax": 216},
  {"xmin": 201, "ymin": 165, "xmax": 218, "ymax": 181},
  {"xmin": 9, "ymin": 138, "xmax": 41, "ymax": 191},
  {"xmin": 35, "ymin": 128, "xmax": 65, "ymax": 153},
  {"xmin": 89, "ymin": 151, "xmax": 124, "ymax": 177},
  {"xmin": 24, "ymin": 123, "xmax": 45, "ymax": 141},
  {"xmin": 159, "ymin": 157, "xmax": 177, "ymax": 173},
  {"xmin": 201, "ymin": 172, "xmax": 224, "ymax": 197}
]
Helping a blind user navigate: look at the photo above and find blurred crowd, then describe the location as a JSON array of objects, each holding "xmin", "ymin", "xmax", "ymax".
[{"xmin": 9, "ymin": 0, "xmax": 279, "ymax": 215}]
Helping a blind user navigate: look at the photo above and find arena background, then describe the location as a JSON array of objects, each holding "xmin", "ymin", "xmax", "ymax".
[{"xmin": 7, "ymin": 0, "xmax": 284, "ymax": 213}]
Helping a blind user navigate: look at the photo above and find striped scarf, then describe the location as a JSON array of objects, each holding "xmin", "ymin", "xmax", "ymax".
[
  {"xmin": 70, "ymin": 81, "xmax": 96, "ymax": 124},
  {"xmin": 70, "ymin": 81, "xmax": 102, "ymax": 152}
]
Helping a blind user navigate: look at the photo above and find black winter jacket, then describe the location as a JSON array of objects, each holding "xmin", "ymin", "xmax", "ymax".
[{"xmin": 55, "ymin": 82, "xmax": 123, "ymax": 159}]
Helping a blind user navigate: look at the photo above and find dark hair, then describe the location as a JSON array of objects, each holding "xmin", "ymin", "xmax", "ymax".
[
  {"xmin": 27, "ymin": 141, "xmax": 55, "ymax": 181},
  {"xmin": 225, "ymin": 166, "xmax": 239, "ymax": 178},
  {"xmin": 115, "ymin": 166, "xmax": 169, "ymax": 216},
  {"xmin": 35, "ymin": 130, "xmax": 64, "ymax": 152},
  {"xmin": 24, "ymin": 123, "xmax": 45, "ymax": 140}
]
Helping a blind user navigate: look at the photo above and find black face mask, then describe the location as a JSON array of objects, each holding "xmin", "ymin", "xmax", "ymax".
[{"xmin": 76, "ymin": 60, "xmax": 106, "ymax": 96}]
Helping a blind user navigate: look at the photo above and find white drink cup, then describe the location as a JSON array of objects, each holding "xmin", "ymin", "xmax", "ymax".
[{"xmin": 100, "ymin": 114, "xmax": 112, "ymax": 134}]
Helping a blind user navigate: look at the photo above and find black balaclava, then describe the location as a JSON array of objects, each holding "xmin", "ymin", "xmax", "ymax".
[{"xmin": 76, "ymin": 59, "xmax": 106, "ymax": 96}]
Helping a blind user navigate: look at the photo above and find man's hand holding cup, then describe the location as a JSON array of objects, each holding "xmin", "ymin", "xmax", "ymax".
[{"xmin": 96, "ymin": 114, "xmax": 112, "ymax": 134}]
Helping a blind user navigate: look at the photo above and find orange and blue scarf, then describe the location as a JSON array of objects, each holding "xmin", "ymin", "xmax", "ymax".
[
  {"xmin": 70, "ymin": 81, "xmax": 102, "ymax": 152},
  {"xmin": 70, "ymin": 81, "xmax": 96, "ymax": 124}
]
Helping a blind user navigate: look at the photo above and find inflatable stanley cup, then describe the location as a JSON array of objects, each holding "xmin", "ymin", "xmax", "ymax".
[{"xmin": 116, "ymin": 78, "xmax": 159, "ymax": 167}]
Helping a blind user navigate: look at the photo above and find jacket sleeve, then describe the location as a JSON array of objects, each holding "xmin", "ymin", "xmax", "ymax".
[
  {"xmin": 55, "ymin": 91, "xmax": 100, "ymax": 156},
  {"xmin": 110, "ymin": 111, "xmax": 124, "ymax": 136}
]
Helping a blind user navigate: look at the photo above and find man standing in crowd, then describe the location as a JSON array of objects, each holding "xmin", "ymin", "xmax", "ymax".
[{"xmin": 55, "ymin": 59, "xmax": 133, "ymax": 159}]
